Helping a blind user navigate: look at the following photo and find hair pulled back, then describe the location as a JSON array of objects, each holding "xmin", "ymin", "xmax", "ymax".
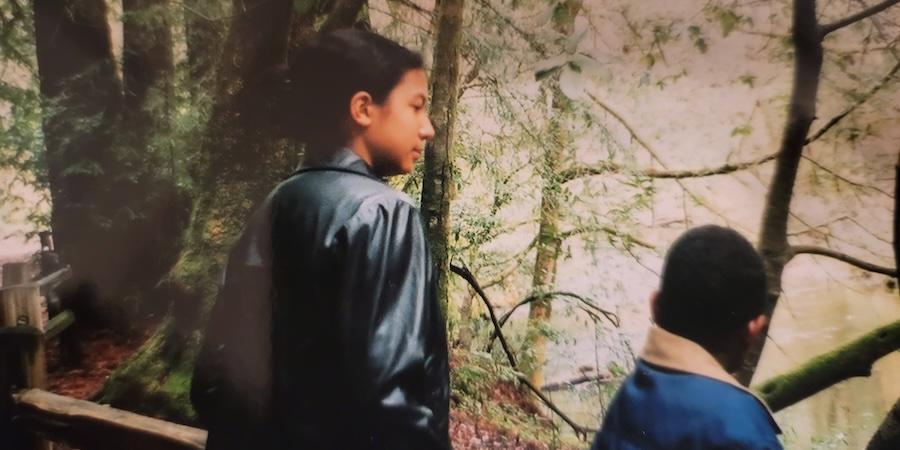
[{"xmin": 279, "ymin": 29, "xmax": 424, "ymax": 148}]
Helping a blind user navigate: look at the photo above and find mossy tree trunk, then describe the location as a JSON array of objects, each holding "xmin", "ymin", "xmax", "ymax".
[
  {"xmin": 97, "ymin": 0, "xmax": 368, "ymax": 423},
  {"xmin": 522, "ymin": 0, "xmax": 580, "ymax": 390},
  {"xmin": 421, "ymin": 0, "xmax": 465, "ymax": 317},
  {"xmin": 755, "ymin": 318, "xmax": 900, "ymax": 413}
]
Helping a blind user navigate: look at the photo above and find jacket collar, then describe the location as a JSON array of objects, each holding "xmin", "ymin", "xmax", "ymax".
[
  {"xmin": 297, "ymin": 147, "xmax": 381, "ymax": 180},
  {"xmin": 640, "ymin": 325, "xmax": 781, "ymax": 432}
]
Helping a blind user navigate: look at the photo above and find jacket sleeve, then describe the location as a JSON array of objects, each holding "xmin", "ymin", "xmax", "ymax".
[{"xmin": 333, "ymin": 197, "xmax": 451, "ymax": 450}]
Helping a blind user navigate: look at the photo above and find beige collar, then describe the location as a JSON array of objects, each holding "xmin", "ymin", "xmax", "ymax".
[{"xmin": 639, "ymin": 326, "xmax": 780, "ymax": 426}]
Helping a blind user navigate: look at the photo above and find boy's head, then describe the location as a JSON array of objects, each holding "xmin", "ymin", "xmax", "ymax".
[{"xmin": 651, "ymin": 225, "xmax": 768, "ymax": 372}]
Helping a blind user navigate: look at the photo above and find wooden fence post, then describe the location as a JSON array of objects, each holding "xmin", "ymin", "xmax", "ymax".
[
  {"xmin": 2, "ymin": 262, "xmax": 32, "ymax": 288},
  {"xmin": 0, "ymin": 326, "xmax": 51, "ymax": 450},
  {"xmin": 1, "ymin": 262, "xmax": 52, "ymax": 450}
]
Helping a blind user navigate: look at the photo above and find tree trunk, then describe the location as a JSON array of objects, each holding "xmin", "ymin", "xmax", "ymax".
[
  {"xmin": 183, "ymin": 0, "xmax": 228, "ymax": 98},
  {"xmin": 522, "ymin": 0, "xmax": 580, "ymax": 389},
  {"xmin": 865, "ymin": 149, "xmax": 900, "ymax": 450},
  {"xmin": 421, "ymin": 0, "xmax": 464, "ymax": 317},
  {"xmin": 736, "ymin": 0, "xmax": 823, "ymax": 385},
  {"xmin": 118, "ymin": 0, "xmax": 192, "ymax": 319},
  {"xmin": 96, "ymin": 0, "xmax": 367, "ymax": 422},
  {"xmin": 123, "ymin": 0, "xmax": 175, "ymax": 148},
  {"xmin": 32, "ymin": 0, "xmax": 125, "ymax": 325},
  {"xmin": 33, "ymin": 0, "xmax": 188, "ymax": 328},
  {"xmin": 868, "ymin": 397, "xmax": 900, "ymax": 450}
]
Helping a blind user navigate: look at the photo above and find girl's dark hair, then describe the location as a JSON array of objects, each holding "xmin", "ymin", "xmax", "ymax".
[
  {"xmin": 655, "ymin": 225, "xmax": 767, "ymax": 348},
  {"xmin": 279, "ymin": 29, "xmax": 424, "ymax": 148}
]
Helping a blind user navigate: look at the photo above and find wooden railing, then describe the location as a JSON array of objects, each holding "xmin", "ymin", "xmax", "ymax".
[{"xmin": 0, "ymin": 262, "xmax": 207, "ymax": 450}]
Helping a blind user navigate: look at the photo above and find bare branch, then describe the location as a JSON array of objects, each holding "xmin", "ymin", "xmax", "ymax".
[
  {"xmin": 476, "ymin": 0, "xmax": 548, "ymax": 56},
  {"xmin": 586, "ymin": 92, "xmax": 660, "ymax": 161},
  {"xmin": 802, "ymin": 154, "xmax": 894, "ymax": 197},
  {"xmin": 805, "ymin": 59, "xmax": 900, "ymax": 145},
  {"xmin": 788, "ymin": 245, "xmax": 896, "ymax": 276},
  {"xmin": 390, "ymin": 0, "xmax": 433, "ymax": 16},
  {"xmin": 449, "ymin": 263, "xmax": 597, "ymax": 440},
  {"xmin": 560, "ymin": 153, "xmax": 777, "ymax": 183},
  {"xmin": 489, "ymin": 291, "xmax": 619, "ymax": 347},
  {"xmin": 584, "ymin": 92, "xmax": 746, "ymax": 228},
  {"xmin": 450, "ymin": 263, "xmax": 518, "ymax": 367},
  {"xmin": 558, "ymin": 226, "xmax": 656, "ymax": 250},
  {"xmin": 755, "ymin": 319, "xmax": 900, "ymax": 412},
  {"xmin": 458, "ymin": 60, "xmax": 482, "ymax": 100},
  {"xmin": 820, "ymin": 0, "xmax": 900, "ymax": 37}
]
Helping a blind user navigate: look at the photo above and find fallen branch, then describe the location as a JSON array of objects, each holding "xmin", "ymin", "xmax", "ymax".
[
  {"xmin": 755, "ymin": 318, "xmax": 900, "ymax": 412},
  {"xmin": 788, "ymin": 245, "xmax": 896, "ymax": 277},
  {"xmin": 449, "ymin": 263, "xmax": 596, "ymax": 440},
  {"xmin": 542, "ymin": 373, "xmax": 612, "ymax": 392}
]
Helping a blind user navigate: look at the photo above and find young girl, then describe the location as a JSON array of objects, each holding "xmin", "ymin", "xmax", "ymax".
[{"xmin": 192, "ymin": 29, "xmax": 450, "ymax": 450}]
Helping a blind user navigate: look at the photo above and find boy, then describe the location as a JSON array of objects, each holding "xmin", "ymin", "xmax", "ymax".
[{"xmin": 591, "ymin": 225, "xmax": 782, "ymax": 450}]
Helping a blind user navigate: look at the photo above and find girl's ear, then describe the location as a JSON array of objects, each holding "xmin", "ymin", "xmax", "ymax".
[{"xmin": 348, "ymin": 91, "xmax": 374, "ymax": 128}]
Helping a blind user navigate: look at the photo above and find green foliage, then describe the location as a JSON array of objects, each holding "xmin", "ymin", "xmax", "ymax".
[
  {"xmin": 688, "ymin": 25, "xmax": 708, "ymax": 54},
  {"xmin": 739, "ymin": 73, "xmax": 756, "ymax": 88},
  {"xmin": 705, "ymin": 5, "xmax": 752, "ymax": 38},
  {"xmin": 731, "ymin": 125, "xmax": 753, "ymax": 136}
]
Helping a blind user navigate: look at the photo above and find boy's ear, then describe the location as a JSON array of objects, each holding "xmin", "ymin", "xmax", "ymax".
[
  {"xmin": 747, "ymin": 314, "xmax": 767, "ymax": 340},
  {"xmin": 649, "ymin": 290, "xmax": 660, "ymax": 324},
  {"xmin": 348, "ymin": 91, "xmax": 374, "ymax": 128}
]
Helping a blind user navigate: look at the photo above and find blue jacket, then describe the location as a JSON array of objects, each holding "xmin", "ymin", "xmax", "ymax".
[{"xmin": 591, "ymin": 327, "xmax": 782, "ymax": 450}]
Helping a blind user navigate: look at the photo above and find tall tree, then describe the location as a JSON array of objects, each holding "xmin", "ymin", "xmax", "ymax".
[
  {"xmin": 30, "ymin": 0, "xmax": 190, "ymax": 329},
  {"xmin": 736, "ymin": 0, "xmax": 900, "ymax": 385},
  {"xmin": 522, "ymin": 0, "xmax": 581, "ymax": 389},
  {"xmin": 421, "ymin": 0, "xmax": 465, "ymax": 315}
]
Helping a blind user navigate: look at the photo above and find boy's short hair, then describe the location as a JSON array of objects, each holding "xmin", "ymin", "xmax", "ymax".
[{"xmin": 655, "ymin": 225, "xmax": 767, "ymax": 347}]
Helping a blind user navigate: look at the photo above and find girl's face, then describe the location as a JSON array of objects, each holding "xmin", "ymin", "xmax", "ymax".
[{"xmin": 357, "ymin": 69, "xmax": 435, "ymax": 177}]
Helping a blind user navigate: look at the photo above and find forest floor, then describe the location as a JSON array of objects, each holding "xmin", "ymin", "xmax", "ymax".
[{"xmin": 44, "ymin": 322, "xmax": 583, "ymax": 450}]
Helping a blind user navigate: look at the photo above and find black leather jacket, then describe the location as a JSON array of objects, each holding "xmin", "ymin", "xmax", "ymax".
[{"xmin": 192, "ymin": 148, "xmax": 451, "ymax": 450}]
